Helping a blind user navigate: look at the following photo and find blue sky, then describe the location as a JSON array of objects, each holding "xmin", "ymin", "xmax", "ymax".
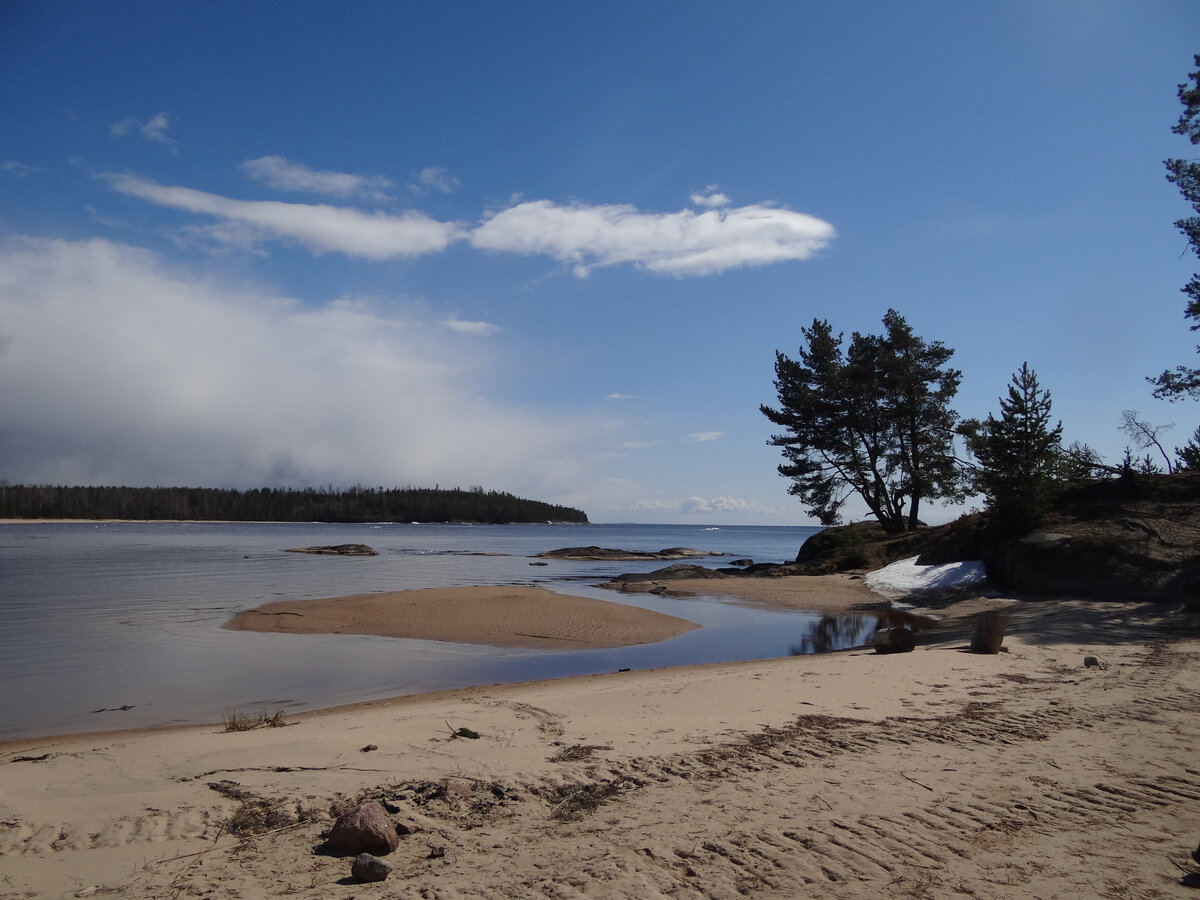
[{"xmin": 1, "ymin": 1, "xmax": 1198, "ymax": 524}]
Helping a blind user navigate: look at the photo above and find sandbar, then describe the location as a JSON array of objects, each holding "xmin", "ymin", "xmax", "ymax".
[{"xmin": 223, "ymin": 585, "xmax": 699, "ymax": 649}]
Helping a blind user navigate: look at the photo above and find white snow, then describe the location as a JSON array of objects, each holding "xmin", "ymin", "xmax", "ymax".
[{"xmin": 864, "ymin": 555, "xmax": 987, "ymax": 598}]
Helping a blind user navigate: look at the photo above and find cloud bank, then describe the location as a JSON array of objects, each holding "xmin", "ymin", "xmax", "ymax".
[{"xmin": 0, "ymin": 236, "xmax": 598, "ymax": 494}]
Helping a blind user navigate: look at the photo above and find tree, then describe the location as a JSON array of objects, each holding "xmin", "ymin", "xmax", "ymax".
[
  {"xmin": 761, "ymin": 309, "xmax": 964, "ymax": 532},
  {"xmin": 1119, "ymin": 409, "xmax": 1175, "ymax": 473},
  {"xmin": 1150, "ymin": 55, "xmax": 1200, "ymax": 400},
  {"xmin": 960, "ymin": 363, "xmax": 1064, "ymax": 528},
  {"xmin": 1176, "ymin": 425, "xmax": 1200, "ymax": 470}
]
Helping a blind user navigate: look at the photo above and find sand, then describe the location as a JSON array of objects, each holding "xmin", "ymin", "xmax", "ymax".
[
  {"xmin": 224, "ymin": 585, "xmax": 700, "ymax": 650},
  {"xmin": 2, "ymin": 581, "xmax": 1199, "ymax": 898}
]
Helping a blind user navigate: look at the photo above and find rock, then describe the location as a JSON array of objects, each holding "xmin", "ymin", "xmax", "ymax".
[
  {"xmin": 326, "ymin": 800, "xmax": 399, "ymax": 856},
  {"xmin": 603, "ymin": 564, "xmax": 730, "ymax": 586},
  {"xmin": 536, "ymin": 546, "xmax": 724, "ymax": 561},
  {"xmin": 729, "ymin": 558, "xmax": 753, "ymax": 567},
  {"xmin": 360, "ymin": 744, "xmax": 378, "ymax": 752},
  {"xmin": 286, "ymin": 544, "xmax": 378, "ymax": 556},
  {"xmin": 351, "ymin": 852, "xmax": 393, "ymax": 883},
  {"xmin": 396, "ymin": 817, "xmax": 422, "ymax": 835}
]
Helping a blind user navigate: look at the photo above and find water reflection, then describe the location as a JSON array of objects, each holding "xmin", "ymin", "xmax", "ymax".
[{"xmin": 789, "ymin": 612, "xmax": 884, "ymax": 655}]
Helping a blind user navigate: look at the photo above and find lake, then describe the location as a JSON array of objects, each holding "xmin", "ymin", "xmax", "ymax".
[{"xmin": 0, "ymin": 521, "xmax": 884, "ymax": 741}]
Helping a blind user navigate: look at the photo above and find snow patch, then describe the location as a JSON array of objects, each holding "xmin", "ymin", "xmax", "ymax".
[{"xmin": 865, "ymin": 556, "xmax": 987, "ymax": 598}]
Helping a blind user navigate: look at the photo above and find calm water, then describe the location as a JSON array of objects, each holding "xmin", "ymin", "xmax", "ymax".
[{"xmin": 0, "ymin": 521, "xmax": 882, "ymax": 741}]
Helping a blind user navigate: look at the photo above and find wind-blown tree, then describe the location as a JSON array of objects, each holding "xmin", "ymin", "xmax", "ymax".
[
  {"xmin": 761, "ymin": 309, "xmax": 964, "ymax": 532},
  {"xmin": 1151, "ymin": 54, "xmax": 1200, "ymax": 400},
  {"xmin": 960, "ymin": 363, "xmax": 1064, "ymax": 529}
]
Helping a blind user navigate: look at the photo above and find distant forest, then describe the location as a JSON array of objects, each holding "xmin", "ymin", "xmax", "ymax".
[{"xmin": 0, "ymin": 484, "xmax": 589, "ymax": 524}]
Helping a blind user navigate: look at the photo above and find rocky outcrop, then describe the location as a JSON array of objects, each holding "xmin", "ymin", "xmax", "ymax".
[
  {"xmin": 792, "ymin": 473, "xmax": 1200, "ymax": 606},
  {"xmin": 286, "ymin": 544, "xmax": 378, "ymax": 556},
  {"xmin": 537, "ymin": 546, "xmax": 724, "ymax": 561}
]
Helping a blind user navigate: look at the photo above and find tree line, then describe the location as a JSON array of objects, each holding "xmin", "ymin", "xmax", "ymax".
[
  {"xmin": 763, "ymin": 58, "xmax": 1200, "ymax": 535},
  {"xmin": 0, "ymin": 484, "xmax": 589, "ymax": 524},
  {"xmin": 762, "ymin": 309, "xmax": 1200, "ymax": 534}
]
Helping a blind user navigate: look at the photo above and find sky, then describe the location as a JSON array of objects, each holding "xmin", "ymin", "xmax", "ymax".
[{"xmin": 1, "ymin": 2, "xmax": 1198, "ymax": 525}]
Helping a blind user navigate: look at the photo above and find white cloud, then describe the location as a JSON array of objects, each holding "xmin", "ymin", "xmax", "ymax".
[
  {"xmin": 627, "ymin": 495, "xmax": 763, "ymax": 516},
  {"xmin": 690, "ymin": 186, "xmax": 730, "ymax": 208},
  {"xmin": 440, "ymin": 316, "xmax": 502, "ymax": 336},
  {"xmin": 605, "ymin": 392, "xmax": 636, "ymax": 400},
  {"xmin": 240, "ymin": 156, "xmax": 393, "ymax": 200},
  {"xmin": 411, "ymin": 166, "xmax": 460, "ymax": 195},
  {"xmin": 1, "ymin": 160, "xmax": 36, "ymax": 177},
  {"xmin": 111, "ymin": 113, "xmax": 174, "ymax": 144},
  {"xmin": 470, "ymin": 198, "xmax": 835, "ymax": 277},
  {"xmin": 686, "ymin": 431, "xmax": 725, "ymax": 442},
  {"xmin": 679, "ymin": 496, "xmax": 752, "ymax": 514},
  {"xmin": 105, "ymin": 173, "xmax": 464, "ymax": 259},
  {"xmin": 0, "ymin": 236, "xmax": 603, "ymax": 496},
  {"xmin": 618, "ymin": 441, "xmax": 662, "ymax": 449}
]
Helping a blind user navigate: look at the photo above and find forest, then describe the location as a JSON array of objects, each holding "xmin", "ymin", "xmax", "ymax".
[{"xmin": 0, "ymin": 484, "xmax": 589, "ymax": 525}]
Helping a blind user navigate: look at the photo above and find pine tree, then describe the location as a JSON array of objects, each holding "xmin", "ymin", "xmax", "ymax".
[
  {"xmin": 1151, "ymin": 55, "xmax": 1200, "ymax": 399},
  {"xmin": 1176, "ymin": 425, "xmax": 1200, "ymax": 471},
  {"xmin": 761, "ymin": 309, "xmax": 964, "ymax": 532},
  {"xmin": 961, "ymin": 363, "xmax": 1064, "ymax": 528}
]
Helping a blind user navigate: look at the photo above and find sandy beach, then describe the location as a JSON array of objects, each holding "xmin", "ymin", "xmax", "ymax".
[{"xmin": 2, "ymin": 577, "xmax": 1199, "ymax": 898}]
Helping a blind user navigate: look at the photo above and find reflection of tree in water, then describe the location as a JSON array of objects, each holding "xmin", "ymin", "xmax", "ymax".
[{"xmin": 790, "ymin": 613, "xmax": 883, "ymax": 656}]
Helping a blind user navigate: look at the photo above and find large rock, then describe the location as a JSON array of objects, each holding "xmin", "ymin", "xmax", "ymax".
[{"xmin": 325, "ymin": 800, "xmax": 399, "ymax": 856}]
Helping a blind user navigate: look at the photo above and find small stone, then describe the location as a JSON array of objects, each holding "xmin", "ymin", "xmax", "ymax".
[
  {"xmin": 360, "ymin": 744, "xmax": 378, "ymax": 752},
  {"xmin": 396, "ymin": 817, "xmax": 422, "ymax": 835},
  {"xmin": 1084, "ymin": 656, "xmax": 1100, "ymax": 668},
  {"xmin": 351, "ymin": 852, "xmax": 392, "ymax": 883}
]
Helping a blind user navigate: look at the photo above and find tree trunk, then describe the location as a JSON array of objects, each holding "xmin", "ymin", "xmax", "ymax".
[
  {"xmin": 970, "ymin": 612, "xmax": 1010, "ymax": 654},
  {"xmin": 873, "ymin": 626, "xmax": 916, "ymax": 654}
]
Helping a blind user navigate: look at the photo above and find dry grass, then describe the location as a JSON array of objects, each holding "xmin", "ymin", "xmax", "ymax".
[{"xmin": 221, "ymin": 710, "xmax": 287, "ymax": 732}]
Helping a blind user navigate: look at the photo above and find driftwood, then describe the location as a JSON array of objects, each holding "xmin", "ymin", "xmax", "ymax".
[
  {"xmin": 873, "ymin": 626, "xmax": 916, "ymax": 654},
  {"xmin": 970, "ymin": 611, "xmax": 1010, "ymax": 654}
]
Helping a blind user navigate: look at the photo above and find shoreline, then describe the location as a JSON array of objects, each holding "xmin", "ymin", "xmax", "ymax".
[{"xmin": 3, "ymin": 607, "xmax": 1197, "ymax": 898}]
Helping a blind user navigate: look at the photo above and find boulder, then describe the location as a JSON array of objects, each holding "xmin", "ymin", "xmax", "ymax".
[{"xmin": 325, "ymin": 799, "xmax": 399, "ymax": 856}]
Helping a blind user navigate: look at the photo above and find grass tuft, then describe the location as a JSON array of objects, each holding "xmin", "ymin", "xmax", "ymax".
[{"xmin": 222, "ymin": 709, "xmax": 287, "ymax": 732}]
